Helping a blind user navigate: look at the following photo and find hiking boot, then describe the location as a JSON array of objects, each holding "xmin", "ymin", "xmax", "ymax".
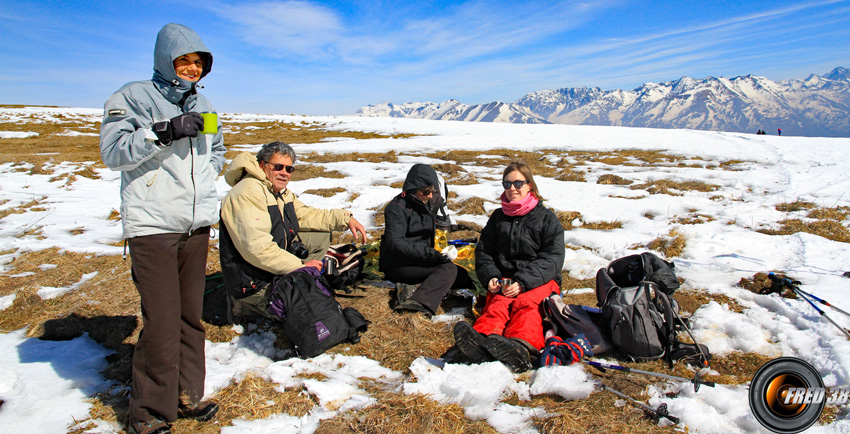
[
  {"xmin": 177, "ymin": 400, "xmax": 219, "ymax": 422},
  {"xmin": 483, "ymin": 334, "xmax": 532, "ymax": 373},
  {"xmin": 452, "ymin": 321, "xmax": 492, "ymax": 364},
  {"xmin": 395, "ymin": 283, "xmax": 418, "ymax": 306},
  {"xmin": 394, "ymin": 299, "xmax": 432, "ymax": 317},
  {"xmin": 128, "ymin": 418, "xmax": 171, "ymax": 434}
]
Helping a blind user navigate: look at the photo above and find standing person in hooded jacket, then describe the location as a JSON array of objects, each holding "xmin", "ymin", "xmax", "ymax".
[
  {"xmin": 452, "ymin": 161, "xmax": 565, "ymax": 372},
  {"xmin": 100, "ymin": 23, "xmax": 224, "ymax": 434},
  {"xmin": 380, "ymin": 164, "xmax": 472, "ymax": 316}
]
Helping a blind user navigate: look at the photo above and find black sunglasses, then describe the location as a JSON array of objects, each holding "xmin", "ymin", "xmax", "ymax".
[
  {"xmin": 502, "ymin": 180, "xmax": 528, "ymax": 190},
  {"xmin": 418, "ymin": 188, "xmax": 435, "ymax": 196},
  {"xmin": 266, "ymin": 162, "xmax": 295, "ymax": 173}
]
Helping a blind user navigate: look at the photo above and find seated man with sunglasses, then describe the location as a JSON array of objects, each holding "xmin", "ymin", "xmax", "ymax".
[
  {"xmin": 380, "ymin": 163, "xmax": 473, "ymax": 316},
  {"xmin": 219, "ymin": 141, "xmax": 367, "ymax": 321}
]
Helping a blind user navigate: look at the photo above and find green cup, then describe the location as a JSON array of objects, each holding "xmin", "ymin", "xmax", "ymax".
[{"xmin": 200, "ymin": 112, "xmax": 218, "ymax": 134}]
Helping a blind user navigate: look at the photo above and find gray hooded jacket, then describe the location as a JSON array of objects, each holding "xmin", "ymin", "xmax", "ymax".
[{"xmin": 100, "ymin": 23, "xmax": 226, "ymax": 238}]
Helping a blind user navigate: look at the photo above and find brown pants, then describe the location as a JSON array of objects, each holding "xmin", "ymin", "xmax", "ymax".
[{"xmin": 128, "ymin": 228, "xmax": 209, "ymax": 423}]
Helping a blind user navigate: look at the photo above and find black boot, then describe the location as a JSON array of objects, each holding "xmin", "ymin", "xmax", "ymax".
[
  {"xmin": 483, "ymin": 335, "xmax": 532, "ymax": 373},
  {"xmin": 452, "ymin": 321, "xmax": 493, "ymax": 364}
]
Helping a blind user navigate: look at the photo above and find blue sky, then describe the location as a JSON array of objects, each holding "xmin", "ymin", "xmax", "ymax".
[{"xmin": 1, "ymin": 0, "xmax": 848, "ymax": 115}]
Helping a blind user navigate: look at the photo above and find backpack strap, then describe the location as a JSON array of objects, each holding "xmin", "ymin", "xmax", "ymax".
[{"xmin": 652, "ymin": 289, "xmax": 676, "ymax": 368}]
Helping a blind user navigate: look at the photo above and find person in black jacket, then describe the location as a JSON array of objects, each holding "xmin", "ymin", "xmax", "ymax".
[
  {"xmin": 452, "ymin": 161, "xmax": 565, "ymax": 372},
  {"xmin": 380, "ymin": 164, "xmax": 472, "ymax": 315}
]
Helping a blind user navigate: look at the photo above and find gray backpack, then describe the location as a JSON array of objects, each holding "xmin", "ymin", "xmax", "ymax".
[{"xmin": 596, "ymin": 254, "xmax": 675, "ymax": 363}]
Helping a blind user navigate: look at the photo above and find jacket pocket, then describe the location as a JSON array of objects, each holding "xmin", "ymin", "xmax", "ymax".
[{"xmin": 142, "ymin": 167, "xmax": 163, "ymax": 204}]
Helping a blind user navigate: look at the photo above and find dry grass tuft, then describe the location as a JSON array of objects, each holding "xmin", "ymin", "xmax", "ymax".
[
  {"xmin": 556, "ymin": 166, "xmax": 586, "ymax": 183},
  {"xmin": 582, "ymin": 220, "xmax": 623, "ymax": 230},
  {"xmin": 807, "ymin": 207, "xmax": 849, "ymax": 221},
  {"xmin": 300, "ymin": 151, "xmax": 400, "ymax": 164},
  {"xmin": 775, "ymin": 200, "xmax": 816, "ymax": 212},
  {"xmin": 302, "ymin": 187, "xmax": 347, "ymax": 197},
  {"xmin": 223, "ymin": 121, "xmax": 418, "ymax": 156},
  {"xmin": 631, "ymin": 179, "xmax": 720, "ymax": 196},
  {"xmin": 449, "ymin": 197, "xmax": 488, "ymax": 216},
  {"xmin": 555, "ymin": 211, "xmax": 583, "ymax": 231},
  {"xmin": 0, "ymin": 197, "xmax": 47, "ymax": 220},
  {"xmin": 292, "ymin": 164, "xmax": 345, "ymax": 181},
  {"xmin": 673, "ymin": 213, "xmax": 715, "ymax": 225},
  {"xmin": 215, "ymin": 374, "xmax": 317, "ymax": 421},
  {"xmin": 757, "ymin": 219, "xmax": 850, "ymax": 243},
  {"xmin": 317, "ymin": 390, "xmax": 498, "ymax": 434},
  {"xmin": 645, "ymin": 230, "xmax": 686, "ymax": 257},
  {"xmin": 596, "ymin": 174, "xmax": 633, "ymax": 185}
]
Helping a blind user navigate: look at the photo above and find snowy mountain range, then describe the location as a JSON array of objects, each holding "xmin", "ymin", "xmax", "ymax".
[{"xmin": 356, "ymin": 67, "xmax": 850, "ymax": 137}]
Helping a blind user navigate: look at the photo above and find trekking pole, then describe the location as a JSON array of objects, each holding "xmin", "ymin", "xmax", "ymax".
[
  {"xmin": 583, "ymin": 360, "xmax": 715, "ymax": 392},
  {"xmin": 671, "ymin": 310, "xmax": 711, "ymax": 368},
  {"xmin": 598, "ymin": 383, "xmax": 679, "ymax": 424},
  {"xmin": 768, "ymin": 273, "xmax": 850, "ymax": 340},
  {"xmin": 794, "ymin": 287, "xmax": 850, "ymax": 319}
]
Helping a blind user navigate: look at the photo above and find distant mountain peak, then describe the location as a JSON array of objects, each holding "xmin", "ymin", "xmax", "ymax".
[{"xmin": 355, "ymin": 67, "xmax": 850, "ymax": 137}]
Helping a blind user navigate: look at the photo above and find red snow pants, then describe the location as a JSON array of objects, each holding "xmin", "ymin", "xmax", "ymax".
[{"xmin": 472, "ymin": 280, "xmax": 559, "ymax": 350}]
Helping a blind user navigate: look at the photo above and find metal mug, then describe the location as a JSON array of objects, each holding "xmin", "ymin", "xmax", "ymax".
[
  {"xmin": 501, "ymin": 278, "xmax": 513, "ymax": 291},
  {"xmin": 323, "ymin": 257, "xmax": 338, "ymax": 276}
]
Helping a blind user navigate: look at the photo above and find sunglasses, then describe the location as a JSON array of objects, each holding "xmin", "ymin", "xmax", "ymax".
[
  {"xmin": 266, "ymin": 162, "xmax": 295, "ymax": 173},
  {"xmin": 418, "ymin": 188, "xmax": 435, "ymax": 196},
  {"xmin": 502, "ymin": 180, "xmax": 528, "ymax": 190}
]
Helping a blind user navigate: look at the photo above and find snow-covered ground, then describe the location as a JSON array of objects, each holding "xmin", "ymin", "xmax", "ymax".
[{"xmin": 1, "ymin": 106, "xmax": 850, "ymax": 433}]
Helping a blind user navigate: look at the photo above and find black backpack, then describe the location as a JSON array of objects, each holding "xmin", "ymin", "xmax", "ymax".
[
  {"xmin": 268, "ymin": 267, "xmax": 369, "ymax": 358},
  {"xmin": 596, "ymin": 253, "xmax": 709, "ymax": 366}
]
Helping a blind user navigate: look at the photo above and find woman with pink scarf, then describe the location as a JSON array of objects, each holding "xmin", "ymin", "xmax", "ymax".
[{"xmin": 452, "ymin": 162, "xmax": 565, "ymax": 372}]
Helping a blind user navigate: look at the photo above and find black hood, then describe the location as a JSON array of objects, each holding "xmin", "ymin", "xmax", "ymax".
[{"xmin": 402, "ymin": 164, "xmax": 439, "ymax": 192}]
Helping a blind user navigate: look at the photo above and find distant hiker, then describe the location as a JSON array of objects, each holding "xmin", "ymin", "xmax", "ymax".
[
  {"xmin": 219, "ymin": 142, "xmax": 367, "ymax": 321},
  {"xmin": 778, "ymin": 128, "xmax": 782, "ymax": 136},
  {"xmin": 380, "ymin": 164, "xmax": 473, "ymax": 316},
  {"xmin": 452, "ymin": 161, "xmax": 565, "ymax": 372},
  {"xmin": 99, "ymin": 23, "xmax": 224, "ymax": 434}
]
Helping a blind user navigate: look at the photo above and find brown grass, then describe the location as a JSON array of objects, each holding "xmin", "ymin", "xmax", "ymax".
[
  {"xmin": 291, "ymin": 164, "xmax": 345, "ymax": 181},
  {"xmin": 0, "ymin": 118, "xmax": 103, "ymax": 167},
  {"xmin": 0, "ymin": 197, "xmax": 47, "ymax": 220},
  {"xmin": 318, "ymin": 389, "xmax": 497, "ymax": 434},
  {"xmin": 757, "ymin": 219, "xmax": 850, "ymax": 243},
  {"xmin": 672, "ymin": 213, "xmax": 715, "ymax": 225},
  {"xmin": 631, "ymin": 179, "xmax": 721, "ymax": 196},
  {"xmin": 582, "ymin": 220, "xmax": 623, "ymax": 230},
  {"xmin": 556, "ymin": 166, "xmax": 586, "ymax": 183},
  {"xmin": 775, "ymin": 200, "xmax": 816, "ymax": 212},
  {"xmin": 807, "ymin": 207, "xmax": 850, "ymax": 221},
  {"xmin": 449, "ymin": 197, "xmax": 488, "ymax": 216},
  {"xmin": 596, "ymin": 174, "xmax": 633, "ymax": 185},
  {"xmin": 555, "ymin": 211, "xmax": 583, "ymax": 231},
  {"xmin": 302, "ymin": 187, "xmax": 347, "ymax": 197},
  {"xmin": 222, "ymin": 121, "xmax": 418, "ymax": 160},
  {"xmin": 645, "ymin": 230, "xmax": 687, "ymax": 257},
  {"xmin": 300, "ymin": 151, "xmax": 400, "ymax": 164}
]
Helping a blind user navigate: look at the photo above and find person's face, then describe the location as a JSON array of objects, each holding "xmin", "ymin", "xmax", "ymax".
[
  {"xmin": 260, "ymin": 153, "xmax": 294, "ymax": 194},
  {"xmin": 503, "ymin": 170, "xmax": 531, "ymax": 202},
  {"xmin": 414, "ymin": 186, "xmax": 435, "ymax": 204},
  {"xmin": 173, "ymin": 52, "xmax": 203, "ymax": 82}
]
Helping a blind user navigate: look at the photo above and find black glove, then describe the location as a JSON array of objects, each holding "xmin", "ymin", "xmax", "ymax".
[{"xmin": 153, "ymin": 112, "xmax": 204, "ymax": 144}]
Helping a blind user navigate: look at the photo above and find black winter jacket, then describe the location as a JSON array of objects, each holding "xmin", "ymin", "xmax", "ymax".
[
  {"xmin": 379, "ymin": 164, "xmax": 447, "ymax": 271},
  {"xmin": 475, "ymin": 202, "xmax": 565, "ymax": 292}
]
